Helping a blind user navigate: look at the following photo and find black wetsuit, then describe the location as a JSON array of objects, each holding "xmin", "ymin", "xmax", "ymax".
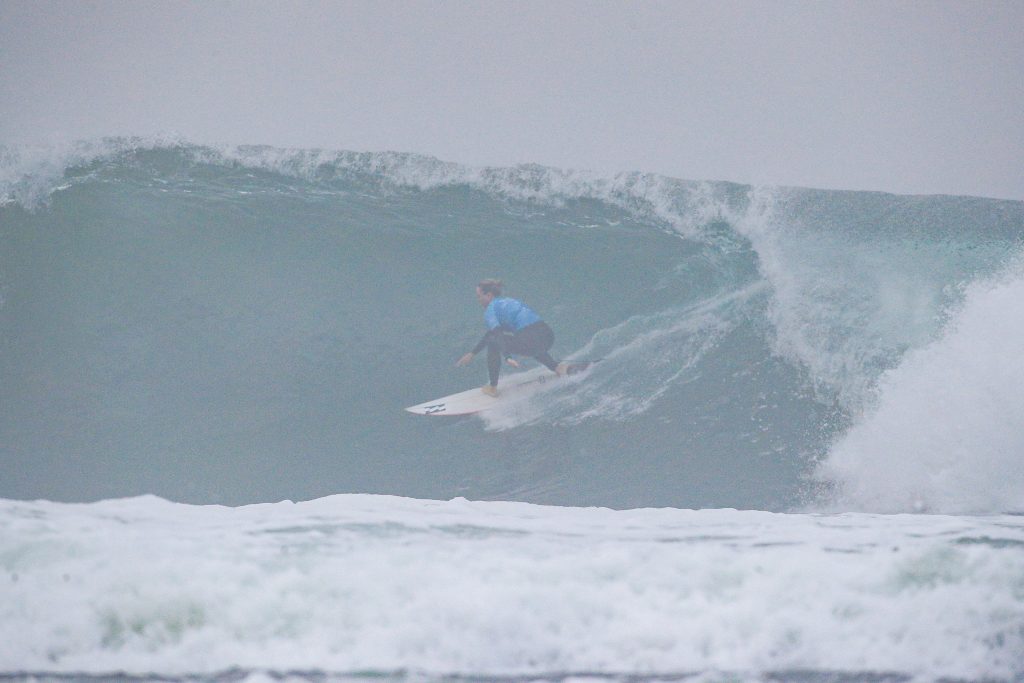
[{"xmin": 472, "ymin": 321, "xmax": 558, "ymax": 386}]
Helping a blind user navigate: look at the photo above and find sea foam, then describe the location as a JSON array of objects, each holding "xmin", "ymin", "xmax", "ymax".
[{"xmin": 1, "ymin": 494, "xmax": 1022, "ymax": 679}]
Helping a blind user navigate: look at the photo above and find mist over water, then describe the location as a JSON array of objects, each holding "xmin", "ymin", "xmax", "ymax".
[{"xmin": 2, "ymin": 139, "xmax": 1023, "ymax": 513}]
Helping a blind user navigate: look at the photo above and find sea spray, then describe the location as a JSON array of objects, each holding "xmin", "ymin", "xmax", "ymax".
[{"xmin": 817, "ymin": 256, "xmax": 1024, "ymax": 513}]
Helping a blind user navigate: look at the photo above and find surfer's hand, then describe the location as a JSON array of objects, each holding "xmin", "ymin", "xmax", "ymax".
[
  {"xmin": 456, "ymin": 353, "xmax": 474, "ymax": 367},
  {"xmin": 506, "ymin": 358, "xmax": 520, "ymax": 368}
]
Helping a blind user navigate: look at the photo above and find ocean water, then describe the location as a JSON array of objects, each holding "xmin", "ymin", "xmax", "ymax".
[
  {"xmin": 1, "ymin": 139, "xmax": 1023, "ymax": 681},
  {"xmin": 2, "ymin": 495, "xmax": 1023, "ymax": 682}
]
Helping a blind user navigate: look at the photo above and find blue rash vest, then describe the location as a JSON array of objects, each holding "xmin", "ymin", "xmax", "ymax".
[
  {"xmin": 484, "ymin": 297, "xmax": 541, "ymax": 332},
  {"xmin": 471, "ymin": 297, "xmax": 544, "ymax": 356}
]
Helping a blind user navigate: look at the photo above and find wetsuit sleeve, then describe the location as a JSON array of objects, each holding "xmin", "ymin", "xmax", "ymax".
[
  {"xmin": 471, "ymin": 328, "xmax": 506, "ymax": 356},
  {"xmin": 471, "ymin": 331, "xmax": 489, "ymax": 355}
]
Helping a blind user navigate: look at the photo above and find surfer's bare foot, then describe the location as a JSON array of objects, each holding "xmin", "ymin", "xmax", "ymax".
[
  {"xmin": 556, "ymin": 362, "xmax": 569, "ymax": 376},
  {"xmin": 481, "ymin": 384, "xmax": 499, "ymax": 397}
]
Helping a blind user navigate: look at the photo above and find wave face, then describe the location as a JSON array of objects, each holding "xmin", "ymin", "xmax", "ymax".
[{"xmin": 2, "ymin": 139, "xmax": 1023, "ymax": 512}]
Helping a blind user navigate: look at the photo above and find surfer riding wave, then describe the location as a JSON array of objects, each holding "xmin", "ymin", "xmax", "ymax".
[{"xmin": 457, "ymin": 279, "xmax": 568, "ymax": 396}]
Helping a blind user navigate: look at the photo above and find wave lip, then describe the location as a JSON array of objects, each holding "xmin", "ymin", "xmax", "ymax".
[
  {"xmin": 0, "ymin": 135, "xmax": 189, "ymax": 209},
  {"xmin": 0, "ymin": 137, "xmax": 749, "ymax": 237}
]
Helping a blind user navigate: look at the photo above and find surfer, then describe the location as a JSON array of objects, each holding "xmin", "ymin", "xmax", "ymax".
[{"xmin": 457, "ymin": 279, "xmax": 567, "ymax": 396}]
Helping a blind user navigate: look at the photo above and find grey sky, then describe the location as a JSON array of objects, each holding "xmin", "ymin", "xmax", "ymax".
[{"xmin": 1, "ymin": 0, "xmax": 1022, "ymax": 199}]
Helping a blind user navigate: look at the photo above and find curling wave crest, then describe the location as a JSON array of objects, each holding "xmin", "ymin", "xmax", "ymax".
[{"xmin": 1, "ymin": 139, "xmax": 1023, "ymax": 513}]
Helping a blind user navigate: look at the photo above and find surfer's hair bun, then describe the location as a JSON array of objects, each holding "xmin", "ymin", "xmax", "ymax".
[{"xmin": 477, "ymin": 279, "xmax": 503, "ymax": 296}]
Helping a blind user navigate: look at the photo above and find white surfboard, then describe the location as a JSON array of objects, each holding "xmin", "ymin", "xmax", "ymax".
[{"xmin": 405, "ymin": 361, "xmax": 596, "ymax": 416}]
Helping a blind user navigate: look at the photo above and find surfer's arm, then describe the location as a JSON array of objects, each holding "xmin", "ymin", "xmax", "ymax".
[
  {"xmin": 458, "ymin": 328, "xmax": 513, "ymax": 366},
  {"xmin": 456, "ymin": 330, "xmax": 494, "ymax": 367},
  {"xmin": 473, "ymin": 327, "xmax": 501, "ymax": 356}
]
